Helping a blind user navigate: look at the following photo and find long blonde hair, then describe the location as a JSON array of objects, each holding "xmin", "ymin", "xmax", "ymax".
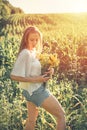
[{"xmin": 18, "ymin": 26, "xmax": 42, "ymax": 54}]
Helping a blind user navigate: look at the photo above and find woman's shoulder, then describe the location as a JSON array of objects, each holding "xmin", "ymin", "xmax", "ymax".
[
  {"xmin": 17, "ymin": 49, "xmax": 31, "ymax": 61},
  {"xmin": 19, "ymin": 49, "xmax": 31, "ymax": 56}
]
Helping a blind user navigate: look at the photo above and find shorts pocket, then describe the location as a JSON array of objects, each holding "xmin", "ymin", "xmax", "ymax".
[{"xmin": 33, "ymin": 86, "xmax": 45, "ymax": 95}]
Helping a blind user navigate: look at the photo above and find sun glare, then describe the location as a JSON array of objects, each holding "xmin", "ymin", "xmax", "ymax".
[
  {"xmin": 71, "ymin": 0, "xmax": 87, "ymax": 13},
  {"xmin": 8, "ymin": 0, "xmax": 87, "ymax": 13},
  {"xmin": 22, "ymin": 0, "xmax": 87, "ymax": 13}
]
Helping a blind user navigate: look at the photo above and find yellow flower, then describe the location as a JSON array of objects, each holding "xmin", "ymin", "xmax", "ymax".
[{"xmin": 39, "ymin": 53, "xmax": 60, "ymax": 74}]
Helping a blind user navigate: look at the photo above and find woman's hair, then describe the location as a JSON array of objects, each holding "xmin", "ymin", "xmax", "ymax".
[{"xmin": 18, "ymin": 26, "xmax": 42, "ymax": 54}]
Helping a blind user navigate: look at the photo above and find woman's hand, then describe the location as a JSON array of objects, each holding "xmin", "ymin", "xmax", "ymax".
[
  {"xmin": 45, "ymin": 67, "xmax": 54, "ymax": 78},
  {"xmin": 36, "ymin": 74, "xmax": 50, "ymax": 82}
]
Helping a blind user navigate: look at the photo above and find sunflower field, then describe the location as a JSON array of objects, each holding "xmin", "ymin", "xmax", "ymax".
[{"xmin": 0, "ymin": 9, "xmax": 87, "ymax": 130}]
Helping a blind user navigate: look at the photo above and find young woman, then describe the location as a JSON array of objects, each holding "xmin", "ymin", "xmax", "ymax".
[{"xmin": 10, "ymin": 26, "xmax": 66, "ymax": 130}]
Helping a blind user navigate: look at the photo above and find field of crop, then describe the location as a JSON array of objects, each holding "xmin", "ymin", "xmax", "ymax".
[{"xmin": 0, "ymin": 13, "xmax": 87, "ymax": 130}]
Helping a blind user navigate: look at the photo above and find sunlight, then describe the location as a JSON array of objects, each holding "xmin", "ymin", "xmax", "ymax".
[
  {"xmin": 71, "ymin": 0, "xmax": 87, "ymax": 13},
  {"xmin": 8, "ymin": 0, "xmax": 87, "ymax": 13}
]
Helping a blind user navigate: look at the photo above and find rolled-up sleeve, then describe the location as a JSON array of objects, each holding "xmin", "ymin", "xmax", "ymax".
[{"xmin": 11, "ymin": 49, "xmax": 31, "ymax": 77}]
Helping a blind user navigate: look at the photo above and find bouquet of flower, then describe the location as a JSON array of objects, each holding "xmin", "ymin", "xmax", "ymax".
[
  {"xmin": 39, "ymin": 53, "xmax": 60, "ymax": 87},
  {"xmin": 39, "ymin": 53, "xmax": 60, "ymax": 75}
]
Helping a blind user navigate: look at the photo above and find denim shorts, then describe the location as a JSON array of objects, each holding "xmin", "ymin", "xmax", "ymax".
[{"xmin": 22, "ymin": 85, "xmax": 51, "ymax": 107}]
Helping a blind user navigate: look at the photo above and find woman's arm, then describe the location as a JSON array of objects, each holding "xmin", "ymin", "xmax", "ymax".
[{"xmin": 10, "ymin": 74, "xmax": 50, "ymax": 83}]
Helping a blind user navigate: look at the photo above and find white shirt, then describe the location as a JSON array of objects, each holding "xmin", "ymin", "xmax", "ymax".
[{"xmin": 11, "ymin": 49, "xmax": 43, "ymax": 95}]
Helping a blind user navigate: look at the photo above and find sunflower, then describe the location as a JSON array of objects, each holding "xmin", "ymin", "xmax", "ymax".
[{"xmin": 39, "ymin": 53, "xmax": 60, "ymax": 74}]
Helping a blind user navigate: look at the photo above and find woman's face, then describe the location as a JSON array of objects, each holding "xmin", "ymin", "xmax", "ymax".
[{"xmin": 27, "ymin": 32, "xmax": 40, "ymax": 50}]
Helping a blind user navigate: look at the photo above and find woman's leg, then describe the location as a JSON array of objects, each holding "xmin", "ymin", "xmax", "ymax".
[
  {"xmin": 24, "ymin": 101, "xmax": 39, "ymax": 130},
  {"xmin": 41, "ymin": 95, "xmax": 66, "ymax": 130}
]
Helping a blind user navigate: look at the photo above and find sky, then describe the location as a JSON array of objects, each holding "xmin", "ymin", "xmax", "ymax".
[{"xmin": 8, "ymin": 0, "xmax": 87, "ymax": 14}]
